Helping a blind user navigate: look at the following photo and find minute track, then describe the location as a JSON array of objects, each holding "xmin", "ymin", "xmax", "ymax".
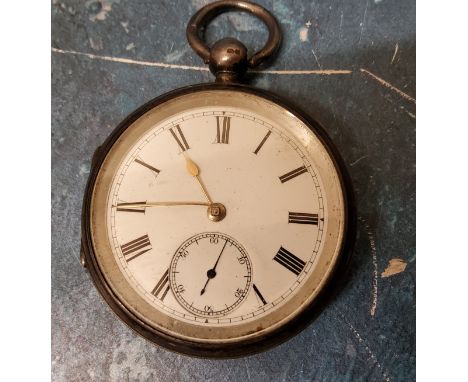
[{"xmin": 107, "ymin": 107, "xmax": 326, "ymax": 326}]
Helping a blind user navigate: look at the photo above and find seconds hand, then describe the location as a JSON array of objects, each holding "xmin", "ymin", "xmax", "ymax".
[{"xmin": 200, "ymin": 239, "xmax": 229, "ymax": 296}]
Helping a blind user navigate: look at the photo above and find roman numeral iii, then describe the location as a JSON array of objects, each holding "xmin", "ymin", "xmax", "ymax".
[
  {"xmin": 152, "ymin": 269, "xmax": 170, "ymax": 301},
  {"xmin": 273, "ymin": 246, "xmax": 306, "ymax": 275},
  {"xmin": 120, "ymin": 234, "xmax": 152, "ymax": 262},
  {"xmin": 216, "ymin": 116, "xmax": 231, "ymax": 144},
  {"xmin": 288, "ymin": 212, "xmax": 319, "ymax": 225},
  {"xmin": 279, "ymin": 166, "xmax": 308, "ymax": 183},
  {"xmin": 170, "ymin": 125, "xmax": 190, "ymax": 152}
]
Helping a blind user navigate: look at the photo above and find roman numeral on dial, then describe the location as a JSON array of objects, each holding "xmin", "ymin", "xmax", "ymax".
[
  {"xmin": 120, "ymin": 234, "xmax": 152, "ymax": 262},
  {"xmin": 273, "ymin": 246, "xmax": 306, "ymax": 275},
  {"xmin": 116, "ymin": 207, "xmax": 146, "ymax": 214},
  {"xmin": 116, "ymin": 201, "xmax": 146, "ymax": 214},
  {"xmin": 170, "ymin": 125, "xmax": 190, "ymax": 152},
  {"xmin": 279, "ymin": 166, "xmax": 308, "ymax": 183},
  {"xmin": 253, "ymin": 130, "xmax": 271, "ymax": 154},
  {"xmin": 151, "ymin": 269, "xmax": 170, "ymax": 301},
  {"xmin": 134, "ymin": 158, "xmax": 160, "ymax": 175},
  {"xmin": 216, "ymin": 116, "xmax": 231, "ymax": 144},
  {"xmin": 288, "ymin": 212, "xmax": 319, "ymax": 225},
  {"xmin": 253, "ymin": 284, "xmax": 267, "ymax": 305}
]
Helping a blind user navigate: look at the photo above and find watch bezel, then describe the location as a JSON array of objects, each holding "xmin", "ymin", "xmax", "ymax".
[{"xmin": 81, "ymin": 82, "xmax": 356, "ymax": 358}]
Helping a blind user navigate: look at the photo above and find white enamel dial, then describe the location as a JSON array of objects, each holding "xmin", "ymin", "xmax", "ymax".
[{"xmin": 91, "ymin": 89, "xmax": 346, "ymax": 342}]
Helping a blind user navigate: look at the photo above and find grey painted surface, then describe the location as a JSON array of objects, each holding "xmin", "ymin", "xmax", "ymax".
[{"xmin": 52, "ymin": 0, "xmax": 415, "ymax": 381}]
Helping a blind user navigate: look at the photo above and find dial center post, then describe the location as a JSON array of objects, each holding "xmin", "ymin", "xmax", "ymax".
[{"xmin": 207, "ymin": 202, "xmax": 226, "ymax": 222}]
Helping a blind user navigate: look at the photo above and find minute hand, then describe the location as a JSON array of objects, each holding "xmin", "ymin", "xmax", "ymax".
[{"xmin": 115, "ymin": 201, "xmax": 210, "ymax": 208}]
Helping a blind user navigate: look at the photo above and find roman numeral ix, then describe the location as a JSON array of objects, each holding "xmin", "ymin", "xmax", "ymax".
[
  {"xmin": 170, "ymin": 125, "xmax": 190, "ymax": 152},
  {"xmin": 151, "ymin": 269, "xmax": 170, "ymax": 301},
  {"xmin": 120, "ymin": 234, "xmax": 152, "ymax": 262},
  {"xmin": 116, "ymin": 201, "xmax": 146, "ymax": 214},
  {"xmin": 273, "ymin": 246, "xmax": 306, "ymax": 276},
  {"xmin": 216, "ymin": 116, "xmax": 231, "ymax": 144},
  {"xmin": 288, "ymin": 212, "xmax": 319, "ymax": 225},
  {"xmin": 279, "ymin": 166, "xmax": 308, "ymax": 183}
]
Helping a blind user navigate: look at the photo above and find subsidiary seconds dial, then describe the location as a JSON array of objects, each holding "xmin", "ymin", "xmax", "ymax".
[{"xmin": 170, "ymin": 233, "xmax": 252, "ymax": 317}]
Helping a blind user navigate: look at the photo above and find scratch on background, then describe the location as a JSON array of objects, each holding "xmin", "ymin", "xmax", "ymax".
[
  {"xmin": 350, "ymin": 155, "xmax": 368, "ymax": 166},
  {"xmin": 383, "ymin": 92, "xmax": 416, "ymax": 120},
  {"xmin": 244, "ymin": 358, "xmax": 252, "ymax": 381},
  {"xmin": 359, "ymin": 217, "xmax": 379, "ymax": 316},
  {"xmin": 52, "ymin": 47, "xmax": 210, "ymax": 72},
  {"xmin": 340, "ymin": 11, "xmax": 344, "ymax": 39},
  {"xmin": 337, "ymin": 311, "xmax": 392, "ymax": 382},
  {"xmin": 51, "ymin": 48, "xmax": 352, "ymax": 75},
  {"xmin": 404, "ymin": 109, "xmax": 416, "ymax": 119},
  {"xmin": 390, "ymin": 43, "xmax": 399, "ymax": 64},
  {"xmin": 360, "ymin": 68, "xmax": 416, "ymax": 103},
  {"xmin": 358, "ymin": 0, "xmax": 369, "ymax": 45},
  {"xmin": 311, "ymin": 48, "xmax": 323, "ymax": 70}
]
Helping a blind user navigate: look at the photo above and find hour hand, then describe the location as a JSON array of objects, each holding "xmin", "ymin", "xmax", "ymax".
[{"xmin": 183, "ymin": 154, "xmax": 213, "ymax": 204}]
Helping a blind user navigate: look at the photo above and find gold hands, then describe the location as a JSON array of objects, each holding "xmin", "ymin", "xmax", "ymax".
[
  {"xmin": 185, "ymin": 155, "xmax": 199, "ymax": 176},
  {"xmin": 184, "ymin": 154, "xmax": 213, "ymax": 204},
  {"xmin": 115, "ymin": 201, "xmax": 210, "ymax": 208},
  {"xmin": 115, "ymin": 200, "xmax": 226, "ymax": 222},
  {"xmin": 114, "ymin": 155, "xmax": 225, "ymax": 220}
]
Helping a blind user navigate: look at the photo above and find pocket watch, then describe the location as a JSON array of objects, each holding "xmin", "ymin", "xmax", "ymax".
[{"xmin": 81, "ymin": 0, "xmax": 355, "ymax": 358}]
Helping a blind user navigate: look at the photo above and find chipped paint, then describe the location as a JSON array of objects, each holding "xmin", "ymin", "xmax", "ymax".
[
  {"xmin": 109, "ymin": 337, "xmax": 156, "ymax": 380},
  {"xmin": 79, "ymin": 163, "xmax": 90, "ymax": 177},
  {"xmin": 255, "ymin": 77, "xmax": 272, "ymax": 89},
  {"xmin": 227, "ymin": 14, "xmax": 263, "ymax": 32},
  {"xmin": 191, "ymin": 0, "xmax": 210, "ymax": 8},
  {"xmin": 299, "ymin": 27, "xmax": 309, "ymax": 42},
  {"xmin": 164, "ymin": 48, "xmax": 188, "ymax": 63},
  {"xmin": 89, "ymin": 37, "xmax": 103, "ymax": 51},
  {"xmin": 120, "ymin": 21, "xmax": 129, "ymax": 33},
  {"xmin": 86, "ymin": 0, "xmax": 120, "ymax": 22},
  {"xmin": 381, "ymin": 259, "xmax": 407, "ymax": 277}
]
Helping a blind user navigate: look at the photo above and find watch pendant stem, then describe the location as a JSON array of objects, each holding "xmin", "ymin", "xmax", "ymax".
[{"xmin": 209, "ymin": 38, "xmax": 248, "ymax": 83}]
